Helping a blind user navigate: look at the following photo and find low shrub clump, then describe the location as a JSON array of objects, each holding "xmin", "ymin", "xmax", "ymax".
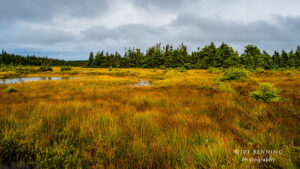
[
  {"xmin": 60, "ymin": 66, "xmax": 72, "ymax": 72},
  {"xmin": 38, "ymin": 66, "xmax": 53, "ymax": 72},
  {"xmin": 0, "ymin": 65, "xmax": 15, "ymax": 72},
  {"xmin": 198, "ymin": 85, "xmax": 215, "ymax": 90},
  {"xmin": 0, "ymin": 65, "xmax": 37, "ymax": 74},
  {"xmin": 254, "ymin": 67, "xmax": 265, "ymax": 74},
  {"xmin": 285, "ymin": 70, "xmax": 293, "ymax": 75},
  {"xmin": 220, "ymin": 67, "xmax": 248, "ymax": 81},
  {"xmin": 15, "ymin": 67, "xmax": 37, "ymax": 74},
  {"xmin": 183, "ymin": 63, "xmax": 192, "ymax": 69},
  {"xmin": 207, "ymin": 67, "xmax": 221, "ymax": 73},
  {"xmin": 250, "ymin": 83, "xmax": 281, "ymax": 102},
  {"xmin": 216, "ymin": 82, "xmax": 234, "ymax": 93},
  {"xmin": 176, "ymin": 67, "xmax": 187, "ymax": 72},
  {"xmin": 160, "ymin": 65, "xmax": 166, "ymax": 70},
  {"xmin": 4, "ymin": 86, "xmax": 18, "ymax": 93}
]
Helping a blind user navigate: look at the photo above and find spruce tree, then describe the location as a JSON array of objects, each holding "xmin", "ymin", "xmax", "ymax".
[{"xmin": 87, "ymin": 51, "xmax": 94, "ymax": 67}]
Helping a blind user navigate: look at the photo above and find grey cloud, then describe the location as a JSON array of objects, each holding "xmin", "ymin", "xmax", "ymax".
[
  {"xmin": 81, "ymin": 14, "xmax": 300, "ymax": 53},
  {"xmin": 82, "ymin": 24, "xmax": 164, "ymax": 48},
  {"xmin": 129, "ymin": 0, "xmax": 248, "ymax": 12},
  {"xmin": 130, "ymin": 0, "xmax": 194, "ymax": 11},
  {"xmin": 1, "ymin": 25, "xmax": 76, "ymax": 45},
  {"xmin": 20, "ymin": 28, "xmax": 76, "ymax": 44},
  {"xmin": 0, "ymin": 0, "xmax": 110, "ymax": 22},
  {"xmin": 166, "ymin": 14, "xmax": 300, "ymax": 51}
]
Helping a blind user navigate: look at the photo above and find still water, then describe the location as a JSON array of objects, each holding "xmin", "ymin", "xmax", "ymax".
[
  {"xmin": 0, "ymin": 77, "xmax": 76, "ymax": 85},
  {"xmin": 131, "ymin": 80, "xmax": 151, "ymax": 87}
]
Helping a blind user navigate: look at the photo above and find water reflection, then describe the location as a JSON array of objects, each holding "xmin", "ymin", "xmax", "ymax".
[
  {"xmin": 0, "ymin": 77, "xmax": 77, "ymax": 85},
  {"xmin": 131, "ymin": 80, "xmax": 151, "ymax": 87}
]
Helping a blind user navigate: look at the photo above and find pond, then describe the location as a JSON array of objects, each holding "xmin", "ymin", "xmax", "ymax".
[
  {"xmin": 131, "ymin": 80, "xmax": 151, "ymax": 87},
  {"xmin": 0, "ymin": 77, "xmax": 78, "ymax": 85}
]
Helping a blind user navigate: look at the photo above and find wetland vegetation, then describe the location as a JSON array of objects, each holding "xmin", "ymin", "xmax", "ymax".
[
  {"xmin": 0, "ymin": 66, "xmax": 299, "ymax": 168},
  {"xmin": 0, "ymin": 43, "xmax": 299, "ymax": 168}
]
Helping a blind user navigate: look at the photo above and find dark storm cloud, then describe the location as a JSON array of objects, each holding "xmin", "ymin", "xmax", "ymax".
[{"xmin": 0, "ymin": 0, "xmax": 110, "ymax": 22}]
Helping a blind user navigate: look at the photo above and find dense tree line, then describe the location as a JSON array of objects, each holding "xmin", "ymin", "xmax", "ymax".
[
  {"xmin": 88, "ymin": 43, "xmax": 300, "ymax": 69},
  {"xmin": 0, "ymin": 50, "xmax": 85, "ymax": 66},
  {"xmin": 1, "ymin": 42, "xmax": 300, "ymax": 69}
]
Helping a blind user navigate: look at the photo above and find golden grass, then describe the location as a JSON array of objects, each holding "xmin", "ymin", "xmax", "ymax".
[{"xmin": 0, "ymin": 67, "xmax": 299, "ymax": 168}]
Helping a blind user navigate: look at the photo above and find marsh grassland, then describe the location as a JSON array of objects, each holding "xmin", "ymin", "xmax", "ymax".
[{"xmin": 0, "ymin": 67, "xmax": 299, "ymax": 169}]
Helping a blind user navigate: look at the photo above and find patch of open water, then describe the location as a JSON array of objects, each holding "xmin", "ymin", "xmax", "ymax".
[
  {"xmin": 0, "ymin": 77, "xmax": 78, "ymax": 85},
  {"xmin": 131, "ymin": 80, "xmax": 151, "ymax": 87}
]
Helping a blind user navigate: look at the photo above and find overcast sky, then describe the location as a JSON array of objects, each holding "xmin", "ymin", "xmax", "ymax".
[{"xmin": 0, "ymin": 0, "xmax": 299, "ymax": 60}]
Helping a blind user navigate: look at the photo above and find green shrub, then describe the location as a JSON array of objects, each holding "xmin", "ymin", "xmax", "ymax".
[
  {"xmin": 0, "ymin": 66, "xmax": 36, "ymax": 73},
  {"xmin": 0, "ymin": 67, "xmax": 7, "ymax": 72},
  {"xmin": 220, "ymin": 67, "xmax": 248, "ymax": 81},
  {"xmin": 160, "ymin": 65, "xmax": 166, "ymax": 70},
  {"xmin": 0, "ymin": 65, "xmax": 14, "ymax": 72},
  {"xmin": 38, "ymin": 66, "xmax": 53, "ymax": 72},
  {"xmin": 60, "ymin": 66, "xmax": 72, "ymax": 72},
  {"xmin": 176, "ymin": 67, "xmax": 187, "ymax": 72},
  {"xmin": 254, "ymin": 67, "xmax": 265, "ymax": 74},
  {"xmin": 4, "ymin": 86, "xmax": 18, "ymax": 93},
  {"xmin": 250, "ymin": 83, "xmax": 281, "ymax": 102},
  {"xmin": 285, "ymin": 70, "xmax": 293, "ymax": 75},
  {"xmin": 216, "ymin": 82, "xmax": 234, "ymax": 93},
  {"xmin": 184, "ymin": 63, "xmax": 192, "ymax": 70},
  {"xmin": 108, "ymin": 66, "xmax": 113, "ymax": 71},
  {"xmin": 198, "ymin": 86, "xmax": 215, "ymax": 90},
  {"xmin": 15, "ymin": 67, "xmax": 36, "ymax": 73},
  {"xmin": 207, "ymin": 67, "xmax": 221, "ymax": 73},
  {"xmin": 277, "ymin": 68, "xmax": 286, "ymax": 71}
]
